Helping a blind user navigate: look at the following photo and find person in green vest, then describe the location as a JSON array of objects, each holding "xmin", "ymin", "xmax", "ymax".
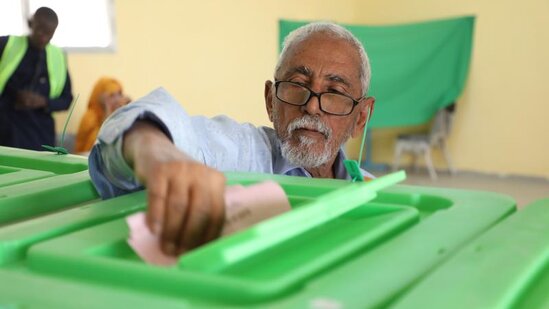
[{"xmin": 0, "ymin": 6, "xmax": 73, "ymax": 150}]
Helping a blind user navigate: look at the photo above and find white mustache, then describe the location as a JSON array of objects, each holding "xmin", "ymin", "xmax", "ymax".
[{"xmin": 287, "ymin": 116, "xmax": 332, "ymax": 139}]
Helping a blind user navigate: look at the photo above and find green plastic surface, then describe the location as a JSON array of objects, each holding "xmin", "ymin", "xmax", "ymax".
[
  {"xmin": 2, "ymin": 146, "xmax": 546, "ymax": 308},
  {"xmin": 0, "ymin": 161, "xmax": 528, "ymax": 308},
  {"xmin": 181, "ymin": 171, "xmax": 406, "ymax": 268},
  {"xmin": 23, "ymin": 174, "xmax": 416, "ymax": 304},
  {"xmin": 390, "ymin": 198, "xmax": 549, "ymax": 309},
  {"xmin": 0, "ymin": 146, "xmax": 99, "ymax": 225}
]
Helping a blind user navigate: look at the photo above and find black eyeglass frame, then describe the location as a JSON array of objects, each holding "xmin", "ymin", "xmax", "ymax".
[{"xmin": 274, "ymin": 80, "xmax": 363, "ymax": 116}]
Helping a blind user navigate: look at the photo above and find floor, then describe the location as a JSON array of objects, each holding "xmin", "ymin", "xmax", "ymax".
[{"xmin": 376, "ymin": 169, "xmax": 549, "ymax": 209}]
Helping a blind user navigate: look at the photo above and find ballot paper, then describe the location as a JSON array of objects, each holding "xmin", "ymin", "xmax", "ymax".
[{"xmin": 126, "ymin": 181, "xmax": 291, "ymax": 266}]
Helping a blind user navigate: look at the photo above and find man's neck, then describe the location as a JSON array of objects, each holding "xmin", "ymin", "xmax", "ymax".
[
  {"xmin": 305, "ymin": 156, "xmax": 337, "ymax": 179},
  {"xmin": 27, "ymin": 36, "xmax": 46, "ymax": 51}
]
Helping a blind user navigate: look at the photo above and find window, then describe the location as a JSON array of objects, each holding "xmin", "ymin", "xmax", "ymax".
[{"xmin": 0, "ymin": 0, "xmax": 116, "ymax": 52}]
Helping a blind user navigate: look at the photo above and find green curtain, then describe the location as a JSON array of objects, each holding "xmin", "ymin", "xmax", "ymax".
[{"xmin": 279, "ymin": 16, "xmax": 474, "ymax": 128}]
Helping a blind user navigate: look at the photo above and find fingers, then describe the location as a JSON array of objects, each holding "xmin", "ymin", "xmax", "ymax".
[
  {"xmin": 145, "ymin": 167, "xmax": 168, "ymax": 236},
  {"xmin": 144, "ymin": 161, "xmax": 226, "ymax": 256},
  {"xmin": 177, "ymin": 183, "xmax": 210, "ymax": 252},
  {"xmin": 14, "ymin": 92, "xmax": 46, "ymax": 109},
  {"xmin": 202, "ymin": 174, "xmax": 226, "ymax": 244},
  {"xmin": 127, "ymin": 128, "xmax": 227, "ymax": 257},
  {"xmin": 29, "ymin": 94, "xmax": 46, "ymax": 108},
  {"xmin": 176, "ymin": 170, "xmax": 225, "ymax": 251},
  {"xmin": 171, "ymin": 167, "xmax": 227, "ymax": 255},
  {"xmin": 14, "ymin": 101, "xmax": 26, "ymax": 110},
  {"xmin": 161, "ymin": 175, "xmax": 190, "ymax": 255},
  {"xmin": 15, "ymin": 91, "xmax": 31, "ymax": 109}
]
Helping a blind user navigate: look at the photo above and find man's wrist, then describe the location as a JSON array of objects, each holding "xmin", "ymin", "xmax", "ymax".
[{"xmin": 122, "ymin": 120, "xmax": 175, "ymax": 167}]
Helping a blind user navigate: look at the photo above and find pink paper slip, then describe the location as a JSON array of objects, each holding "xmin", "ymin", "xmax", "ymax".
[
  {"xmin": 126, "ymin": 181, "xmax": 291, "ymax": 266},
  {"xmin": 127, "ymin": 212, "xmax": 177, "ymax": 266}
]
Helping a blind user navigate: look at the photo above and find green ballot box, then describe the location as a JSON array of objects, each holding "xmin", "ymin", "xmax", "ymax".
[
  {"xmin": 390, "ymin": 198, "xmax": 549, "ymax": 309},
  {"xmin": 0, "ymin": 147, "xmax": 546, "ymax": 309},
  {"xmin": 0, "ymin": 147, "xmax": 99, "ymax": 225}
]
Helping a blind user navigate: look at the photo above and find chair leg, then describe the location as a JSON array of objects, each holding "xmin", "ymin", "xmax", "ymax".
[
  {"xmin": 424, "ymin": 147, "xmax": 437, "ymax": 180},
  {"xmin": 440, "ymin": 140, "xmax": 456, "ymax": 175},
  {"xmin": 412, "ymin": 152, "xmax": 420, "ymax": 173},
  {"xmin": 393, "ymin": 144, "xmax": 403, "ymax": 172}
]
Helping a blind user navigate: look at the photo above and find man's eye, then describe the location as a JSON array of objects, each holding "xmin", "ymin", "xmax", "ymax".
[
  {"xmin": 328, "ymin": 88, "xmax": 346, "ymax": 96},
  {"xmin": 291, "ymin": 81, "xmax": 308, "ymax": 87}
]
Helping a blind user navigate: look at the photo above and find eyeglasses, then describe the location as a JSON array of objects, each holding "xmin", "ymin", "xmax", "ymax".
[{"xmin": 274, "ymin": 81, "xmax": 361, "ymax": 116}]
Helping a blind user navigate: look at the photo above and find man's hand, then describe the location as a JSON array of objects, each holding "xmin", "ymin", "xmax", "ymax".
[
  {"xmin": 123, "ymin": 120, "xmax": 226, "ymax": 256},
  {"xmin": 15, "ymin": 90, "xmax": 47, "ymax": 110}
]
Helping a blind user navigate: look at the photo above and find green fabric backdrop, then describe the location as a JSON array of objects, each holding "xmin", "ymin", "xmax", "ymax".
[{"xmin": 279, "ymin": 16, "xmax": 474, "ymax": 128}]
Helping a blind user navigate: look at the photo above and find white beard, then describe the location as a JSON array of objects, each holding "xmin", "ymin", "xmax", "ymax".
[
  {"xmin": 280, "ymin": 136, "xmax": 332, "ymax": 168},
  {"xmin": 273, "ymin": 111, "xmax": 337, "ymax": 169}
]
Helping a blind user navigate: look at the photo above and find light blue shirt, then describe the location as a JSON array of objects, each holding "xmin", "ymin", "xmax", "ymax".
[{"xmin": 88, "ymin": 88, "xmax": 374, "ymax": 199}]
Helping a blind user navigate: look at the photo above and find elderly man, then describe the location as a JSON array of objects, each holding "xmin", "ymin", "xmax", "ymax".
[
  {"xmin": 0, "ymin": 7, "xmax": 73, "ymax": 150},
  {"xmin": 89, "ymin": 22, "xmax": 375, "ymax": 256}
]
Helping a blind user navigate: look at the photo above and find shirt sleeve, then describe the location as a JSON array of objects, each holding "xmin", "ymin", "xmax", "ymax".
[
  {"xmin": 88, "ymin": 87, "xmax": 273, "ymax": 199},
  {"xmin": 47, "ymin": 71, "xmax": 73, "ymax": 111}
]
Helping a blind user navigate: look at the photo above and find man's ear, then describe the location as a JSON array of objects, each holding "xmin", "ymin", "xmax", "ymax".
[
  {"xmin": 351, "ymin": 97, "xmax": 375, "ymax": 138},
  {"xmin": 264, "ymin": 80, "xmax": 274, "ymax": 122},
  {"xmin": 366, "ymin": 96, "xmax": 375, "ymax": 121}
]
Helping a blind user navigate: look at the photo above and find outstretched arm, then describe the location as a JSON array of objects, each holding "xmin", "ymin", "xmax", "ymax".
[
  {"xmin": 122, "ymin": 120, "xmax": 226, "ymax": 256},
  {"xmin": 88, "ymin": 87, "xmax": 272, "ymax": 255}
]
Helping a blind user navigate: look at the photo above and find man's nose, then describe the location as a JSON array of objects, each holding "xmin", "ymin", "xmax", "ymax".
[{"xmin": 301, "ymin": 94, "xmax": 323, "ymax": 116}]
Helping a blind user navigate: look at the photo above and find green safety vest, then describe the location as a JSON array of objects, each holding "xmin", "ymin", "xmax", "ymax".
[{"xmin": 0, "ymin": 35, "xmax": 67, "ymax": 99}]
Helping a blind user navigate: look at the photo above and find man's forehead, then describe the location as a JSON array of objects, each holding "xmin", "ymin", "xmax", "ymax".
[
  {"xmin": 283, "ymin": 35, "xmax": 359, "ymax": 70},
  {"xmin": 290, "ymin": 65, "xmax": 311, "ymax": 76},
  {"xmin": 33, "ymin": 15, "xmax": 58, "ymax": 28},
  {"xmin": 283, "ymin": 65, "xmax": 353, "ymax": 88}
]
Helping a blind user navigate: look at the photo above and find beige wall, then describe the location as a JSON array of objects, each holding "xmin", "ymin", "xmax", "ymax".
[
  {"xmin": 353, "ymin": 0, "xmax": 549, "ymax": 178},
  {"xmin": 57, "ymin": 0, "xmax": 548, "ymax": 178},
  {"xmin": 60, "ymin": 0, "xmax": 358, "ymax": 131}
]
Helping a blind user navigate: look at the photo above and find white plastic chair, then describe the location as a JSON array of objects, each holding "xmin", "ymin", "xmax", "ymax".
[{"xmin": 392, "ymin": 108, "xmax": 456, "ymax": 180}]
